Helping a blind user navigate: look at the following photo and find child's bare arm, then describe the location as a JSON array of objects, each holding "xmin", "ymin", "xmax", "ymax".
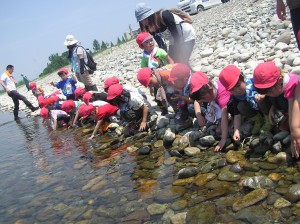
[
  {"xmin": 139, "ymin": 104, "xmax": 149, "ymax": 131},
  {"xmin": 290, "ymin": 85, "xmax": 300, "ymax": 158},
  {"xmin": 89, "ymin": 120, "xmax": 103, "ymax": 140},
  {"xmin": 166, "ymin": 55, "xmax": 175, "ymax": 64},
  {"xmin": 215, "ymin": 107, "xmax": 228, "ymax": 152}
]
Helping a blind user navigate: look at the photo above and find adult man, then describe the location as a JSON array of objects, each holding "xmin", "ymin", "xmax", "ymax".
[
  {"xmin": 276, "ymin": 0, "xmax": 300, "ymax": 49},
  {"xmin": 0, "ymin": 65, "xmax": 39, "ymax": 121},
  {"xmin": 64, "ymin": 35, "xmax": 98, "ymax": 91}
]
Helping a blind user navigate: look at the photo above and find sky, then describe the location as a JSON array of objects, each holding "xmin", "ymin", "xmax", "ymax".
[{"xmin": 0, "ymin": 0, "xmax": 178, "ymax": 81}]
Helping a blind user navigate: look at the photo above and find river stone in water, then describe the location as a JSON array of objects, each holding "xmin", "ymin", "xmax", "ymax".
[
  {"xmin": 240, "ymin": 175, "xmax": 276, "ymax": 189},
  {"xmin": 186, "ymin": 202, "xmax": 216, "ymax": 224},
  {"xmin": 274, "ymin": 197, "xmax": 292, "ymax": 208},
  {"xmin": 184, "ymin": 147, "xmax": 200, "ymax": 156},
  {"xmin": 199, "ymin": 135, "xmax": 215, "ymax": 147},
  {"xmin": 177, "ymin": 167, "xmax": 198, "ymax": 179},
  {"xmin": 153, "ymin": 186, "xmax": 186, "ymax": 203},
  {"xmin": 232, "ymin": 189, "xmax": 269, "ymax": 211},
  {"xmin": 138, "ymin": 146, "xmax": 151, "ymax": 155},
  {"xmin": 218, "ymin": 169, "xmax": 241, "ymax": 182},
  {"xmin": 194, "ymin": 173, "xmax": 217, "ymax": 186},
  {"xmin": 147, "ymin": 203, "xmax": 168, "ymax": 215},
  {"xmin": 225, "ymin": 150, "xmax": 246, "ymax": 164},
  {"xmin": 285, "ymin": 184, "xmax": 300, "ymax": 202},
  {"xmin": 273, "ymin": 131, "xmax": 290, "ymax": 141}
]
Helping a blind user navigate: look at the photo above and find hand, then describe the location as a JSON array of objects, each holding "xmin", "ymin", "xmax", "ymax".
[
  {"xmin": 197, "ymin": 115, "xmax": 206, "ymax": 127},
  {"xmin": 139, "ymin": 121, "xmax": 147, "ymax": 131},
  {"xmin": 269, "ymin": 107, "xmax": 275, "ymax": 125},
  {"xmin": 290, "ymin": 129, "xmax": 300, "ymax": 158},
  {"xmin": 88, "ymin": 135, "xmax": 95, "ymax": 140},
  {"xmin": 170, "ymin": 94, "xmax": 182, "ymax": 101},
  {"xmin": 233, "ymin": 129, "xmax": 240, "ymax": 142},
  {"xmin": 214, "ymin": 138, "xmax": 226, "ymax": 152},
  {"xmin": 276, "ymin": 0, "xmax": 286, "ymax": 20},
  {"xmin": 255, "ymin": 94, "xmax": 265, "ymax": 102}
]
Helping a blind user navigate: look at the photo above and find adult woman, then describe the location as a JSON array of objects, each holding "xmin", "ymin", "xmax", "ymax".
[{"xmin": 135, "ymin": 3, "xmax": 196, "ymax": 66}]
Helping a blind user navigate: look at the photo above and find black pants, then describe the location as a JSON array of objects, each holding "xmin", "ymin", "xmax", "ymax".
[
  {"xmin": 7, "ymin": 90, "xmax": 35, "ymax": 119},
  {"xmin": 290, "ymin": 7, "xmax": 300, "ymax": 50}
]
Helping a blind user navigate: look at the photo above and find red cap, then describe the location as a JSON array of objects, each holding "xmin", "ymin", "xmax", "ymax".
[
  {"xmin": 61, "ymin": 100, "xmax": 75, "ymax": 113},
  {"xmin": 107, "ymin": 84, "xmax": 123, "ymax": 100},
  {"xmin": 39, "ymin": 96, "xmax": 60, "ymax": 108},
  {"xmin": 136, "ymin": 32, "xmax": 153, "ymax": 46},
  {"xmin": 104, "ymin": 76, "xmax": 120, "ymax": 89},
  {"xmin": 29, "ymin": 82, "xmax": 36, "ymax": 90},
  {"xmin": 74, "ymin": 87, "xmax": 86, "ymax": 99},
  {"xmin": 169, "ymin": 64, "xmax": 191, "ymax": 83},
  {"xmin": 137, "ymin": 68, "xmax": 152, "ymax": 87},
  {"xmin": 40, "ymin": 107, "xmax": 49, "ymax": 118},
  {"xmin": 253, "ymin": 61, "xmax": 280, "ymax": 89},
  {"xmin": 78, "ymin": 104, "xmax": 94, "ymax": 119},
  {"xmin": 58, "ymin": 67, "xmax": 69, "ymax": 75},
  {"xmin": 83, "ymin": 92, "xmax": 93, "ymax": 105},
  {"xmin": 190, "ymin": 72, "xmax": 209, "ymax": 93},
  {"xmin": 219, "ymin": 65, "xmax": 241, "ymax": 90}
]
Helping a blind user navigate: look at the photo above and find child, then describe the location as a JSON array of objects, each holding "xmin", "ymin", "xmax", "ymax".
[
  {"xmin": 253, "ymin": 61, "xmax": 300, "ymax": 158},
  {"xmin": 78, "ymin": 103, "xmax": 119, "ymax": 140},
  {"xmin": 29, "ymin": 82, "xmax": 44, "ymax": 99},
  {"xmin": 50, "ymin": 68, "xmax": 77, "ymax": 100},
  {"xmin": 168, "ymin": 63, "xmax": 194, "ymax": 130},
  {"xmin": 190, "ymin": 72, "xmax": 232, "ymax": 151},
  {"xmin": 61, "ymin": 99, "xmax": 84, "ymax": 128},
  {"xmin": 219, "ymin": 65, "xmax": 272, "ymax": 140},
  {"xmin": 136, "ymin": 32, "xmax": 174, "ymax": 69},
  {"xmin": 137, "ymin": 64, "xmax": 177, "ymax": 115},
  {"xmin": 40, "ymin": 107, "xmax": 70, "ymax": 130},
  {"xmin": 82, "ymin": 91, "xmax": 108, "ymax": 105},
  {"xmin": 74, "ymin": 86, "xmax": 86, "ymax": 101},
  {"xmin": 107, "ymin": 83, "xmax": 149, "ymax": 136}
]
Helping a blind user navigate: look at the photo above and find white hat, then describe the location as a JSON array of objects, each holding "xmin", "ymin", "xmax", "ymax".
[{"xmin": 64, "ymin": 35, "xmax": 78, "ymax": 46}]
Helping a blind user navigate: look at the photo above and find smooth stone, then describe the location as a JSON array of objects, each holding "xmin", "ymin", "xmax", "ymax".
[
  {"xmin": 218, "ymin": 169, "xmax": 241, "ymax": 182},
  {"xmin": 274, "ymin": 197, "xmax": 292, "ymax": 208},
  {"xmin": 186, "ymin": 202, "xmax": 216, "ymax": 224},
  {"xmin": 225, "ymin": 150, "xmax": 246, "ymax": 164},
  {"xmin": 199, "ymin": 135, "xmax": 216, "ymax": 147},
  {"xmin": 184, "ymin": 147, "xmax": 200, "ymax": 156},
  {"xmin": 147, "ymin": 203, "xmax": 168, "ymax": 215},
  {"xmin": 232, "ymin": 189, "xmax": 269, "ymax": 211},
  {"xmin": 177, "ymin": 167, "xmax": 198, "ymax": 179},
  {"xmin": 194, "ymin": 173, "xmax": 217, "ymax": 186},
  {"xmin": 240, "ymin": 175, "xmax": 276, "ymax": 189}
]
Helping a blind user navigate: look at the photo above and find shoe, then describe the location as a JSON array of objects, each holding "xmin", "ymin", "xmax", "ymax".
[
  {"xmin": 14, "ymin": 117, "xmax": 20, "ymax": 121},
  {"xmin": 250, "ymin": 113, "xmax": 263, "ymax": 135},
  {"xmin": 260, "ymin": 115, "xmax": 272, "ymax": 133},
  {"xmin": 31, "ymin": 106, "xmax": 40, "ymax": 112},
  {"xmin": 161, "ymin": 108, "xmax": 168, "ymax": 116}
]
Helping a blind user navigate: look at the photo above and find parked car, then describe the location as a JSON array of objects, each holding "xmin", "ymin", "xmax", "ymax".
[{"xmin": 178, "ymin": 0, "xmax": 222, "ymax": 15}]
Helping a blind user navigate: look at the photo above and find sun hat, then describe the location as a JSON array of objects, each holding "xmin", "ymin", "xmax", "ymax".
[
  {"xmin": 58, "ymin": 67, "xmax": 69, "ymax": 75},
  {"xmin": 219, "ymin": 65, "xmax": 241, "ymax": 91},
  {"xmin": 40, "ymin": 107, "xmax": 49, "ymax": 119},
  {"xmin": 190, "ymin": 72, "xmax": 209, "ymax": 93},
  {"xmin": 137, "ymin": 67, "xmax": 152, "ymax": 87},
  {"xmin": 253, "ymin": 61, "xmax": 280, "ymax": 89},
  {"xmin": 136, "ymin": 32, "xmax": 153, "ymax": 46},
  {"xmin": 64, "ymin": 35, "xmax": 78, "ymax": 46},
  {"xmin": 78, "ymin": 104, "xmax": 94, "ymax": 119},
  {"xmin": 104, "ymin": 76, "xmax": 120, "ymax": 89},
  {"xmin": 135, "ymin": 2, "xmax": 155, "ymax": 22},
  {"xmin": 83, "ymin": 92, "xmax": 93, "ymax": 105},
  {"xmin": 61, "ymin": 100, "xmax": 75, "ymax": 113},
  {"xmin": 168, "ymin": 64, "xmax": 191, "ymax": 83},
  {"xmin": 74, "ymin": 87, "xmax": 86, "ymax": 99},
  {"xmin": 29, "ymin": 82, "xmax": 37, "ymax": 90},
  {"xmin": 107, "ymin": 84, "xmax": 123, "ymax": 100}
]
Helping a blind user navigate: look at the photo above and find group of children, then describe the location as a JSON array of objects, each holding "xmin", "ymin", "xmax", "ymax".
[{"xmin": 29, "ymin": 31, "xmax": 300, "ymax": 158}]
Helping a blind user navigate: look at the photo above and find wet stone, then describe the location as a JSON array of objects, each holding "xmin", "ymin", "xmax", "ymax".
[
  {"xmin": 285, "ymin": 184, "xmax": 300, "ymax": 202},
  {"xmin": 153, "ymin": 186, "xmax": 186, "ymax": 203},
  {"xmin": 138, "ymin": 146, "xmax": 151, "ymax": 155},
  {"xmin": 194, "ymin": 173, "xmax": 217, "ymax": 187},
  {"xmin": 184, "ymin": 147, "xmax": 200, "ymax": 156},
  {"xmin": 199, "ymin": 135, "xmax": 216, "ymax": 147},
  {"xmin": 230, "ymin": 162, "xmax": 243, "ymax": 173},
  {"xmin": 274, "ymin": 197, "xmax": 292, "ymax": 208},
  {"xmin": 218, "ymin": 169, "xmax": 241, "ymax": 182},
  {"xmin": 225, "ymin": 150, "xmax": 246, "ymax": 164},
  {"xmin": 273, "ymin": 131, "xmax": 290, "ymax": 141},
  {"xmin": 186, "ymin": 202, "xmax": 216, "ymax": 224},
  {"xmin": 177, "ymin": 167, "xmax": 198, "ymax": 179},
  {"xmin": 232, "ymin": 189, "xmax": 269, "ymax": 211},
  {"xmin": 258, "ymin": 162, "xmax": 278, "ymax": 170},
  {"xmin": 240, "ymin": 175, "xmax": 276, "ymax": 189},
  {"xmin": 171, "ymin": 199, "xmax": 188, "ymax": 211},
  {"xmin": 153, "ymin": 140, "xmax": 163, "ymax": 148}
]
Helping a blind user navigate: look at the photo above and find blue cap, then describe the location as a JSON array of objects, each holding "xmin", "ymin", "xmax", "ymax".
[{"xmin": 135, "ymin": 3, "xmax": 155, "ymax": 22}]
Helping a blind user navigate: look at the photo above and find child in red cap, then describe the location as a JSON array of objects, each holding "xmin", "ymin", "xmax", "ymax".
[
  {"xmin": 40, "ymin": 107, "xmax": 70, "ymax": 130},
  {"xmin": 29, "ymin": 81, "xmax": 44, "ymax": 99},
  {"xmin": 219, "ymin": 65, "xmax": 272, "ymax": 139},
  {"xmin": 107, "ymin": 83, "xmax": 150, "ymax": 136},
  {"xmin": 50, "ymin": 68, "xmax": 77, "ymax": 100},
  {"xmin": 253, "ymin": 61, "xmax": 300, "ymax": 158},
  {"xmin": 136, "ymin": 32, "xmax": 174, "ymax": 69},
  {"xmin": 78, "ymin": 103, "xmax": 119, "ymax": 140},
  {"xmin": 168, "ymin": 63, "xmax": 194, "ymax": 130},
  {"xmin": 190, "ymin": 71, "xmax": 232, "ymax": 151},
  {"xmin": 74, "ymin": 86, "xmax": 86, "ymax": 101},
  {"xmin": 137, "ymin": 64, "xmax": 177, "ymax": 115},
  {"xmin": 61, "ymin": 99, "xmax": 85, "ymax": 128}
]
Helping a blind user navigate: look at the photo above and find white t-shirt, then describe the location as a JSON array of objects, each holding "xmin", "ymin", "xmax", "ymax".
[{"xmin": 1, "ymin": 72, "xmax": 16, "ymax": 91}]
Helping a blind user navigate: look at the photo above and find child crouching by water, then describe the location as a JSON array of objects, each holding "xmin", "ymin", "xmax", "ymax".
[
  {"xmin": 190, "ymin": 71, "xmax": 232, "ymax": 151},
  {"xmin": 253, "ymin": 61, "xmax": 300, "ymax": 158},
  {"xmin": 61, "ymin": 99, "xmax": 84, "ymax": 128},
  {"xmin": 107, "ymin": 83, "xmax": 151, "ymax": 137},
  {"xmin": 40, "ymin": 107, "xmax": 70, "ymax": 130},
  {"xmin": 78, "ymin": 103, "xmax": 119, "ymax": 140}
]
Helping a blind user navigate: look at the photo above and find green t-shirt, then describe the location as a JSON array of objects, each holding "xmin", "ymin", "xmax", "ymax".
[{"xmin": 141, "ymin": 48, "xmax": 169, "ymax": 68}]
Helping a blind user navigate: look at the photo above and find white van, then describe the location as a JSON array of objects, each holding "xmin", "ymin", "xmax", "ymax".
[{"xmin": 178, "ymin": 0, "xmax": 222, "ymax": 15}]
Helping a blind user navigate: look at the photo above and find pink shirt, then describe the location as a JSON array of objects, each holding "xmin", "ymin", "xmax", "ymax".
[
  {"xmin": 283, "ymin": 73, "xmax": 299, "ymax": 99},
  {"xmin": 214, "ymin": 80, "xmax": 232, "ymax": 109}
]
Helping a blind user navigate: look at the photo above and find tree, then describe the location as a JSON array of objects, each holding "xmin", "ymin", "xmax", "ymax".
[
  {"xmin": 122, "ymin": 36, "xmax": 125, "ymax": 43},
  {"xmin": 117, "ymin": 37, "xmax": 122, "ymax": 45},
  {"xmin": 110, "ymin": 42, "xmax": 114, "ymax": 47},
  {"xmin": 93, "ymin": 39, "xmax": 101, "ymax": 52},
  {"xmin": 101, "ymin": 41, "xmax": 107, "ymax": 51}
]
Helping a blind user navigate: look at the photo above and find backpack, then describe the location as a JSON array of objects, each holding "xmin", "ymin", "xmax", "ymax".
[
  {"xmin": 76, "ymin": 46, "xmax": 97, "ymax": 73},
  {"xmin": 167, "ymin": 8, "xmax": 193, "ymax": 24}
]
